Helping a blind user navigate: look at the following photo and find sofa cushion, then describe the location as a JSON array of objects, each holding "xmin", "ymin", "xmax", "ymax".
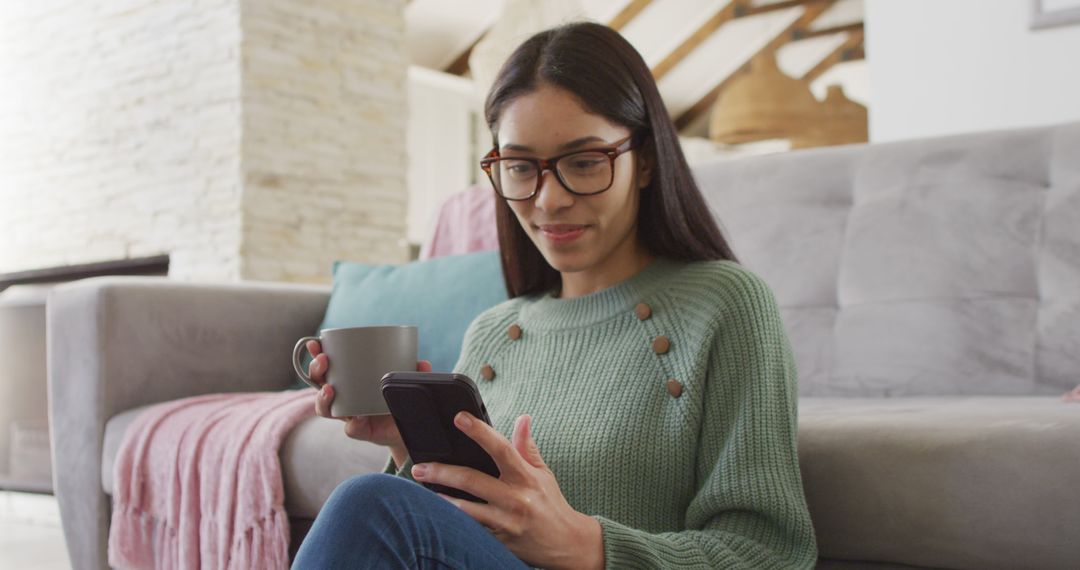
[
  {"xmin": 696, "ymin": 122, "xmax": 1080, "ymax": 397},
  {"xmin": 695, "ymin": 147, "xmax": 854, "ymax": 395},
  {"xmin": 103, "ymin": 405, "xmax": 393, "ymax": 520},
  {"xmin": 310, "ymin": 251, "xmax": 507, "ymax": 377},
  {"xmin": 105, "ymin": 395, "xmax": 1080, "ymax": 568},
  {"xmin": 798, "ymin": 396, "xmax": 1080, "ymax": 570}
]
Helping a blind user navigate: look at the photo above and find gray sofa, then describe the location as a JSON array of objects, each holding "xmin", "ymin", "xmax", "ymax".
[{"xmin": 49, "ymin": 122, "xmax": 1080, "ymax": 569}]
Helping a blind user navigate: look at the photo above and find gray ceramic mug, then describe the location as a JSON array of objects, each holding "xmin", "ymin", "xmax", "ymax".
[{"xmin": 292, "ymin": 325, "xmax": 418, "ymax": 417}]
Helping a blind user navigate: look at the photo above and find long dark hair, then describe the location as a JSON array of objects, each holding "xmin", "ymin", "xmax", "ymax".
[{"xmin": 484, "ymin": 22, "xmax": 737, "ymax": 298}]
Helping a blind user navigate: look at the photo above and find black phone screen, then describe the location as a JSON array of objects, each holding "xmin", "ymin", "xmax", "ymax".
[{"xmin": 381, "ymin": 372, "xmax": 500, "ymax": 502}]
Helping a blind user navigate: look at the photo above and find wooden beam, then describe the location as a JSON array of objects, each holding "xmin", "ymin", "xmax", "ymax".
[
  {"xmin": 801, "ymin": 29, "xmax": 864, "ymax": 84},
  {"xmin": 673, "ymin": 0, "xmax": 837, "ymax": 131},
  {"xmin": 445, "ymin": 33, "xmax": 483, "ymax": 75},
  {"xmin": 445, "ymin": 0, "xmax": 657, "ymax": 76},
  {"xmin": 740, "ymin": 0, "xmax": 817, "ymax": 17},
  {"xmin": 652, "ymin": 0, "xmax": 830, "ymax": 81},
  {"xmin": 610, "ymin": 0, "xmax": 653, "ymax": 31},
  {"xmin": 793, "ymin": 21, "xmax": 863, "ymax": 41},
  {"xmin": 652, "ymin": 2, "xmax": 739, "ymax": 80}
]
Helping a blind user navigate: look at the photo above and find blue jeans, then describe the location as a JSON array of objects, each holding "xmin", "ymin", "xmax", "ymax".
[{"xmin": 292, "ymin": 473, "xmax": 531, "ymax": 569}]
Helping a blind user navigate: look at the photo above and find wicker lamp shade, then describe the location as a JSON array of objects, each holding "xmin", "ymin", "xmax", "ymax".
[
  {"xmin": 792, "ymin": 85, "xmax": 868, "ymax": 149},
  {"xmin": 709, "ymin": 51, "xmax": 820, "ymax": 144}
]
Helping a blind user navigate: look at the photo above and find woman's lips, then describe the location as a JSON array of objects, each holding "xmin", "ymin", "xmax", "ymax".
[{"xmin": 537, "ymin": 224, "xmax": 589, "ymax": 244}]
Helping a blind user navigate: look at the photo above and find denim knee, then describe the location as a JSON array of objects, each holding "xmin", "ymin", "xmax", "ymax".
[
  {"xmin": 298, "ymin": 473, "xmax": 528, "ymax": 570},
  {"xmin": 322, "ymin": 473, "xmax": 425, "ymax": 516}
]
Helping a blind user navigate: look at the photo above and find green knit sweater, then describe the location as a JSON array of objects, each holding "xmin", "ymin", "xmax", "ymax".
[{"xmin": 383, "ymin": 257, "xmax": 818, "ymax": 569}]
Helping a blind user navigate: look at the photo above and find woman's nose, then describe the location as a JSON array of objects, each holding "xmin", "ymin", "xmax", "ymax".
[{"xmin": 534, "ymin": 169, "xmax": 574, "ymax": 212}]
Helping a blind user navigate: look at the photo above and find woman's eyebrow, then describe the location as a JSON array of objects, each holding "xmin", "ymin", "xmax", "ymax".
[{"xmin": 501, "ymin": 136, "xmax": 607, "ymax": 153}]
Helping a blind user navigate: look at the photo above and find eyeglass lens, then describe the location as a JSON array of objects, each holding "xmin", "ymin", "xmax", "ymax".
[{"xmin": 492, "ymin": 151, "xmax": 613, "ymax": 199}]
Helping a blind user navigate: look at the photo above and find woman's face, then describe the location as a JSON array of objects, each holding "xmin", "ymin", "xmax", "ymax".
[{"xmin": 494, "ymin": 84, "xmax": 651, "ymax": 276}]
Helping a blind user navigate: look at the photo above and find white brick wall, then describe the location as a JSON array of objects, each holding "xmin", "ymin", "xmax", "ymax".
[
  {"xmin": 240, "ymin": 0, "xmax": 410, "ymax": 283},
  {"xmin": 0, "ymin": 0, "xmax": 408, "ymax": 283}
]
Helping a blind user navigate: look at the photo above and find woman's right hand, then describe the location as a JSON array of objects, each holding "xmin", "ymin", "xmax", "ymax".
[{"xmin": 306, "ymin": 339, "xmax": 431, "ymax": 449}]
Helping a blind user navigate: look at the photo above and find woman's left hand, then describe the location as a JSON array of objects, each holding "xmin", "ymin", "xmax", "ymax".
[{"xmin": 410, "ymin": 412, "xmax": 604, "ymax": 570}]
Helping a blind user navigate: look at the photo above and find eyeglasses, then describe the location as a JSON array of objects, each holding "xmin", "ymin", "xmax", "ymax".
[{"xmin": 479, "ymin": 135, "xmax": 636, "ymax": 201}]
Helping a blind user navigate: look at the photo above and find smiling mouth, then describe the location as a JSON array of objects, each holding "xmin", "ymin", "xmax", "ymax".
[{"xmin": 536, "ymin": 224, "xmax": 590, "ymax": 244}]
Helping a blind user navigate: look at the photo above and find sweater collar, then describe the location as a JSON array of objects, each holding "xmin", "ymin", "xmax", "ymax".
[{"xmin": 518, "ymin": 257, "xmax": 681, "ymax": 330}]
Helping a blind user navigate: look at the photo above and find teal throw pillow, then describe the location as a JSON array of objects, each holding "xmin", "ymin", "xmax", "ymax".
[{"xmin": 291, "ymin": 251, "xmax": 507, "ymax": 389}]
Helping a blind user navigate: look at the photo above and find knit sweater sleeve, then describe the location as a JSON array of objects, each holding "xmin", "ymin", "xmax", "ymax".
[
  {"xmin": 592, "ymin": 270, "xmax": 818, "ymax": 569},
  {"xmin": 382, "ymin": 453, "xmax": 416, "ymax": 481}
]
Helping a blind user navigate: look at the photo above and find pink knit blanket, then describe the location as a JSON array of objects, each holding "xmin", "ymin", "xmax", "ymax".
[
  {"xmin": 108, "ymin": 389, "xmax": 315, "ymax": 570},
  {"xmin": 419, "ymin": 183, "xmax": 499, "ymax": 260}
]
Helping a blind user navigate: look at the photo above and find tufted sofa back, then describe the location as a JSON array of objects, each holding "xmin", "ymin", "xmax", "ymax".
[{"xmin": 693, "ymin": 122, "xmax": 1080, "ymax": 397}]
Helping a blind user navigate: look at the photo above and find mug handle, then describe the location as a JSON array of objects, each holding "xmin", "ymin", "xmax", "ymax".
[{"xmin": 292, "ymin": 336, "xmax": 322, "ymax": 389}]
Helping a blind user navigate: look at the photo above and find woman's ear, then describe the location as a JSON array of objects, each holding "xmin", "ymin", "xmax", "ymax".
[{"xmin": 636, "ymin": 141, "xmax": 655, "ymax": 190}]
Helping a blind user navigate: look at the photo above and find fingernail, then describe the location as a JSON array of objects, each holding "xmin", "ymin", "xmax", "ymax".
[
  {"xmin": 412, "ymin": 464, "xmax": 428, "ymax": 478},
  {"xmin": 456, "ymin": 412, "xmax": 472, "ymax": 428}
]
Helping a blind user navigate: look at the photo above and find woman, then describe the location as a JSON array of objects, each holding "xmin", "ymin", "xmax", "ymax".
[{"xmin": 293, "ymin": 22, "xmax": 818, "ymax": 569}]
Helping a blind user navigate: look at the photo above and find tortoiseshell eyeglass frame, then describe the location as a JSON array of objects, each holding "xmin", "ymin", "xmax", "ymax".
[{"xmin": 479, "ymin": 135, "xmax": 636, "ymax": 201}]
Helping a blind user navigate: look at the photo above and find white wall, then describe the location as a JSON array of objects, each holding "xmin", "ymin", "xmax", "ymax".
[
  {"xmin": 866, "ymin": 0, "xmax": 1080, "ymax": 142},
  {"xmin": 405, "ymin": 66, "xmax": 478, "ymax": 247}
]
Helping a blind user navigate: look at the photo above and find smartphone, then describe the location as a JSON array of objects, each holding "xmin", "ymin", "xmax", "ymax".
[{"xmin": 380, "ymin": 371, "xmax": 500, "ymax": 502}]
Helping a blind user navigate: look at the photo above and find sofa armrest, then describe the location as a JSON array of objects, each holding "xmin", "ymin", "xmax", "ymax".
[{"xmin": 46, "ymin": 276, "xmax": 330, "ymax": 570}]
